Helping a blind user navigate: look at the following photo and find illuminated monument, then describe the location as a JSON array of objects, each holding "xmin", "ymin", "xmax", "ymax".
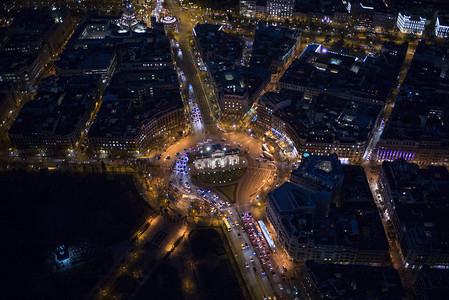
[
  {"xmin": 118, "ymin": 0, "xmax": 146, "ymax": 33},
  {"xmin": 194, "ymin": 144, "xmax": 240, "ymax": 170}
]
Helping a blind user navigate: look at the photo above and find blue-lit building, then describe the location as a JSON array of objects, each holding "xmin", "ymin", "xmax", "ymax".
[{"xmin": 377, "ymin": 41, "xmax": 449, "ymax": 166}]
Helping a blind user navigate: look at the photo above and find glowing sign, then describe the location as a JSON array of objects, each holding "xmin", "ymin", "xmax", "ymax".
[{"xmin": 258, "ymin": 220, "xmax": 275, "ymax": 250}]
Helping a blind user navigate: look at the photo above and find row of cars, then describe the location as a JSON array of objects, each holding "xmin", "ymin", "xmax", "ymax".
[
  {"xmin": 196, "ymin": 188, "xmax": 232, "ymax": 216},
  {"xmin": 174, "ymin": 154, "xmax": 189, "ymax": 175},
  {"xmin": 241, "ymin": 212, "xmax": 281, "ymax": 279},
  {"xmin": 188, "ymin": 89, "xmax": 202, "ymax": 124}
]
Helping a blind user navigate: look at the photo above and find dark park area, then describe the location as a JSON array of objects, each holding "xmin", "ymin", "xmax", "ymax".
[
  {"xmin": 0, "ymin": 171, "xmax": 152, "ymax": 299},
  {"xmin": 189, "ymin": 228, "xmax": 245, "ymax": 300},
  {"xmin": 135, "ymin": 262, "xmax": 184, "ymax": 300}
]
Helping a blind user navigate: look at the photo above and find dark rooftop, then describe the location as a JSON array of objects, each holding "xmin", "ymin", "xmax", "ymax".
[
  {"xmin": 304, "ymin": 260, "xmax": 404, "ymax": 299},
  {"xmin": 269, "ymin": 155, "xmax": 388, "ymax": 252},
  {"xmin": 250, "ymin": 24, "xmax": 300, "ymax": 72},
  {"xmin": 260, "ymin": 90, "xmax": 382, "ymax": 144},
  {"xmin": 381, "ymin": 159, "xmax": 449, "ymax": 256},
  {"xmin": 9, "ymin": 75, "xmax": 100, "ymax": 137},
  {"xmin": 280, "ymin": 42, "xmax": 407, "ymax": 103},
  {"xmin": 88, "ymin": 69, "xmax": 183, "ymax": 139}
]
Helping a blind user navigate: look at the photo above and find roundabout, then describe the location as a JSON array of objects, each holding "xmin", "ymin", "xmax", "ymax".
[{"xmin": 146, "ymin": 130, "xmax": 284, "ymax": 212}]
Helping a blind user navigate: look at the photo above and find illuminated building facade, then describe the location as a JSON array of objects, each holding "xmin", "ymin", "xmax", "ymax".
[
  {"xmin": 256, "ymin": 90, "xmax": 383, "ymax": 164},
  {"xmin": 397, "ymin": 11, "xmax": 427, "ymax": 35},
  {"xmin": 350, "ymin": 1, "xmax": 396, "ymax": 31},
  {"xmin": 194, "ymin": 144, "xmax": 240, "ymax": 170},
  {"xmin": 267, "ymin": 0, "xmax": 295, "ymax": 18},
  {"xmin": 88, "ymin": 69, "xmax": 186, "ymax": 154},
  {"xmin": 240, "ymin": 0, "xmax": 257, "ymax": 18},
  {"xmin": 435, "ymin": 14, "xmax": 449, "ymax": 38}
]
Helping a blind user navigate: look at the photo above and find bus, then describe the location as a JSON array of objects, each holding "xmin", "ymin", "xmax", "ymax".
[
  {"xmin": 222, "ymin": 217, "xmax": 232, "ymax": 232},
  {"xmin": 182, "ymin": 194, "xmax": 196, "ymax": 200},
  {"xmin": 258, "ymin": 220, "xmax": 276, "ymax": 251},
  {"xmin": 263, "ymin": 151, "xmax": 274, "ymax": 161}
]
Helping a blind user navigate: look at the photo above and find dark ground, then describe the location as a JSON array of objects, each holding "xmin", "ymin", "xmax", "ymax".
[
  {"xmin": 189, "ymin": 228, "xmax": 245, "ymax": 300},
  {"xmin": 0, "ymin": 171, "xmax": 151, "ymax": 299},
  {"xmin": 134, "ymin": 262, "xmax": 184, "ymax": 300}
]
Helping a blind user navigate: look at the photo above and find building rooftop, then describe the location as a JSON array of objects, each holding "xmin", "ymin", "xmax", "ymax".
[
  {"xmin": 389, "ymin": 0, "xmax": 447, "ymax": 12},
  {"xmin": 268, "ymin": 156, "xmax": 388, "ymax": 252},
  {"xmin": 416, "ymin": 266, "xmax": 449, "ymax": 299},
  {"xmin": 304, "ymin": 260, "xmax": 404, "ymax": 299},
  {"xmin": 8, "ymin": 7, "xmax": 66, "ymax": 35},
  {"xmin": 355, "ymin": 0, "xmax": 393, "ymax": 13},
  {"xmin": 381, "ymin": 42, "xmax": 449, "ymax": 142},
  {"xmin": 382, "ymin": 159, "xmax": 449, "ymax": 256},
  {"xmin": 294, "ymin": 0, "xmax": 347, "ymax": 15},
  {"xmin": 260, "ymin": 90, "xmax": 382, "ymax": 145},
  {"xmin": 269, "ymin": 182, "xmax": 316, "ymax": 213},
  {"xmin": 55, "ymin": 47, "xmax": 116, "ymax": 73},
  {"xmin": 380, "ymin": 90, "xmax": 449, "ymax": 142},
  {"xmin": 0, "ymin": 51, "xmax": 40, "ymax": 74},
  {"xmin": 280, "ymin": 42, "xmax": 407, "ymax": 103},
  {"xmin": 437, "ymin": 13, "xmax": 449, "ymax": 26},
  {"xmin": 56, "ymin": 13, "xmax": 170, "ymax": 74},
  {"xmin": 9, "ymin": 75, "xmax": 99, "ymax": 138},
  {"xmin": 194, "ymin": 23, "xmax": 270, "ymax": 99},
  {"xmin": 194, "ymin": 23, "xmax": 243, "ymax": 66},
  {"xmin": 250, "ymin": 24, "xmax": 300, "ymax": 72},
  {"xmin": 401, "ymin": 41, "xmax": 449, "ymax": 91},
  {"xmin": 88, "ymin": 69, "xmax": 183, "ymax": 139}
]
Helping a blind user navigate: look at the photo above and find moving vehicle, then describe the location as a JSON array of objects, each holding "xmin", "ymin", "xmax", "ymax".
[{"xmin": 222, "ymin": 217, "xmax": 232, "ymax": 231}]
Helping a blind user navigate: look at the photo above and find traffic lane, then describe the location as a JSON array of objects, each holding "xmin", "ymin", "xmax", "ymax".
[
  {"xmin": 226, "ymin": 214, "xmax": 275, "ymax": 298},
  {"xmin": 235, "ymin": 211, "xmax": 277, "ymax": 285},
  {"xmin": 234, "ymin": 212, "xmax": 285, "ymax": 299},
  {"xmin": 225, "ymin": 223, "xmax": 264, "ymax": 299},
  {"xmin": 264, "ymin": 221, "xmax": 298, "ymax": 299},
  {"xmin": 229, "ymin": 227, "xmax": 272, "ymax": 299},
  {"xmin": 240, "ymin": 212, "xmax": 292, "ymax": 294},
  {"xmin": 227, "ymin": 208, "xmax": 275, "ymax": 294},
  {"xmin": 174, "ymin": 15, "xmax": 215, "ymax": 124},
  {"xmin": 151, "ymin": 135, "xmax": 204, "ymax": 167},
  {"xmin": 236, "ymin": 167, "xmax": 274, "ymax": 207},
  {"xmin": 184, "ymin": 68, "xmax": 214, "ymax": 123},
  {"xmin": 180, "ymin": 58, "xmax": 214, "ymax": 124}
]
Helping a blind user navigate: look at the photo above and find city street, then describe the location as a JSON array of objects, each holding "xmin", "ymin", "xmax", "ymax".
[
  {"xmin": 91, "ymin": 215, "xmax": 188, "ymax": 299},
  {"xmin": 166, "ymin": 0, "xmax": 217, "ymax": 129},
  {"xmin": 223, "ymin": 208, "xmax": 299, "ymax": 299}
]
